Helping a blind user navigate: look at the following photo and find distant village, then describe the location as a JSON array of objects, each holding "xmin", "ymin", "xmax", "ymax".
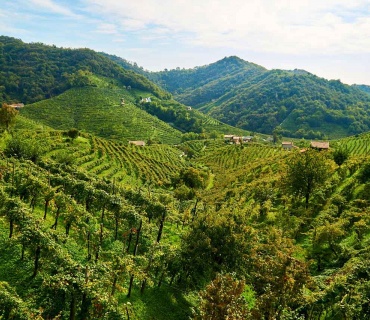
[{"xmin": 224, "ymin": 134, "xmax": 329, "ymax": 150}]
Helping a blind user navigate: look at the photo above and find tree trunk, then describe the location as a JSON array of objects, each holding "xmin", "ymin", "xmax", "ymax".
[
  {"xmin": 66, "ymin": 223, "xmax": 71, "ymax": 236},
  {"xmin": 21, "ymin": 243, "xmax": 25, "ymax": 260},
  {"xmin": 127, "ymin": 274, "xmax": 134, "ymax": 298},
  {"xmin": 158, "ymin": 271, "xmax": 165, "ymax": 288},
  {"xmin": 51, "ymin": 208, "xmax": 60, "ymax": 230},
  {"xmin": 100, "ymin": 205, "xmax": 105, "ymax": 224},
  {"xmin": 156, "ymin": 211, "xmax": 165, "ymax": 243},
  {"xmin": 111, "ymin": 275, "xmax": 117, "ymax": 296},
  {"xmin": 44, "ymin": 199, "xmax": 49, "ymax": 220},
  {"xmin": 133, "ymin": 220, "xmax": 142, "ymax": 256},
  {"xmin": 305, "ymin": 193, "xmax": 310, "ymax": 208},
  {"xmin": 32, "ymin": 245, "xmax": 41, "ymax": 278},
  {"xmin": 79, "ymin": 292, "xmax": 89, "ymax": 320},
  {"xmin": 126, "ymin": 229, "xmax": 133, "ymax": 253},
  {"xmin": 9, "ymin": 218, "xmax": 13, "ymax": 238},
  {"xmin": 87, "ymin": 232, "xmax": 91, "ymax": 261},
  {"xmin": 69, "ymin": 292, "xmax": 76, "ymax": 320},
  {"xmin": 140, "ymin": 278, "xmax": 147, "ymax": 295},
  {"xmin": 114, "ymin": 216, "xmax": 119, "ymax": 241}
]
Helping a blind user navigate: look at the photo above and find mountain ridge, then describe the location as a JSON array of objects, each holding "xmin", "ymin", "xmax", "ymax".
[{"xmin": 144, "ymin": 57, "xmax": 370, "ymax": 139}]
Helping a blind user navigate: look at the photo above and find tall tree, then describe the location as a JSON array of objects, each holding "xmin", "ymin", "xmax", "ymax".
[
  {"xmin": 283, "ymin": 149, "xmax": 332, "ymax": 208},
  {"xmin": 195, "ymin": 273, "xmax": 252, "ymax": 320},
  {"xmin": 0, "ymin": 103, "xmax": 18, "ymax": 131}
]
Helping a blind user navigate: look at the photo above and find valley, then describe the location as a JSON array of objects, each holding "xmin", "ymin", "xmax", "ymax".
[{"xmin": 1, "ymin": 36, "xmax": 370, "ymax": 319}]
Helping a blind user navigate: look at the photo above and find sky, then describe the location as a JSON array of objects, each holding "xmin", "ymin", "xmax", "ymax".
[{"xmin": 1, "ymin": 0, "xmax": 370, "ymax": 85}]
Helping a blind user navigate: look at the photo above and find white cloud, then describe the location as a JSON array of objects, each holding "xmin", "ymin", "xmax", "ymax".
[
  {"xmin": 84, "ymin": 0, "xmax": 370, "ymax": 54},
  {"xmin": 96, "ymin": 23, "xmax": 119, "ymax": 35},
  {"xmin": 29, "ymin": 0, "xmax": 80, "ymax": 18}
]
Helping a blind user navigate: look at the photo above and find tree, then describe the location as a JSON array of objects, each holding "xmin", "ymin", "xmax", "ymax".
[
  {"xmin": 333, "ymin": 146, "xmax": 349, "ymax": 166},
  {"xmin": 283, "ymin": 149, "xmax": 332, "ymax": 208},
  {"xmin": 0, "ymin": 103, "xmax": 18, "ymax": 131},
  {"xmin": 67, "ymin": 128, "xmax": 79, "ymax": 141},
  {"xmin": 195, "ymin": 273, "xmax": 252, "ymax": 320}
]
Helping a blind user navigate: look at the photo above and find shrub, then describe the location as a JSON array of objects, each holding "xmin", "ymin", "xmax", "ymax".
[{"xmin": 4, "ymin": 137, "xmax": 44, "ymax": 163}]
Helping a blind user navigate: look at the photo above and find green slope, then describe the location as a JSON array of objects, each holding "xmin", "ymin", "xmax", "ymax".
[
  {"xmin": 147, "ymin": 57, "xmax": 370, "ymax": 139},
  {"xmin": 20, "ymin": 86, "xmax": 183, "ymax": 144},
  {"xmin": 0, "ymin": 35, "xmax": 169, "ymax": 105}
]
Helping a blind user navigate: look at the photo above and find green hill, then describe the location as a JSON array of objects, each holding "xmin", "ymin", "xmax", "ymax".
[
  {"xmin": 1, "ymin": 124, "xmax": 370, "ymax": 319},
  {"xmin": 148, "ymin": 57, "xmax": 370, "ymax": 139},
  {"xmin": 353, "ymin": 84, "xmax": 370, "ymax": 95},
  {"xmin": 0, "ymin": 36, "xmax": 169, "ymax": 104},
  {"xmin": 1, "ymin": 37, "xmax": 250, "ymax": 141},
  {"xmin": 20, "ymin": 86, "xmax": 184, "ymax": 144}
]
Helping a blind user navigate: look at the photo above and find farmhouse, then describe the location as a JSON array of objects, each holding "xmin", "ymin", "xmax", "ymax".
[
  {"xmin": 9, "ymin": 103, "xmax": 24, "ymax": 110},
  {"xmin": 141, "ymin": 97, "xmax": 151, "ymax": 103},
  {"xmin": 224, "ymin": 135, "xmax": 254, "ymax": 144},
  {"xmin": 129, "ymin": 140, "xmax": 146, "ymax": 147},
  {"xmin": 224, "ymin": 135, "xmax": 234, "ymax": 142},
  {"xmin": 282, "ymin": 141, "xmax": 294, "ymax": 150},
  {"xmin": 310, "ymin": 141, "xmax": 329, "ymax": 150},
  {"xmin": 242, "ymin": 136, "xmax": 253, "ymax": 143}
]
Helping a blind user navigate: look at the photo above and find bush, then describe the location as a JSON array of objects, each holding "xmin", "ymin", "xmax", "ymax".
[
  {"xmin": 333, "ymin": 147, "xmax": 349, "ymax": 166},
  {"xmin": 4, "ymin": 137, "xmax": 44, "ymax": 163},
  {"xmin": 358, "ymin": 162, "xmax": 370, "ymax": 183}
]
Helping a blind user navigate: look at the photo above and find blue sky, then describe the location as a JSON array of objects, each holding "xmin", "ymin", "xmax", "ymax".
[{"xmin": 1, "ymin": 0, "xmax": 370, "ymax": 85}]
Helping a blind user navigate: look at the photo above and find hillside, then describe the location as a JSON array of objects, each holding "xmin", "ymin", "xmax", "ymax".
[
  {"xmin": 21, "ymin": 85, "xmax": 184, "ymax": 144},
  {"xmin": 353, "ymin": 84, "xmax": 370, "ymax": 95},
  {"xmin": 1, "ymin": 123, "xmax": 370, "ymax": 319},
  {"xmin": 0, "ymin": 36, "xmax": 169, "ymax": 104},
  {"xmin": 148, "ymin": 57, "xmax": 370, "ymax": 139},
  {"xmin": 1, "ymin": 37, "xmax": 250, "ymax": 141}
]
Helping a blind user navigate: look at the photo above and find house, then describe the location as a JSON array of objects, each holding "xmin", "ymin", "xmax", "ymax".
[
  {"xmin": 187, "ymin": 106, "xmax": 192, "ymax": 111},
  {"xmin": 9, "ymin": 103, "xmax": 24, "ymax": 110},
  {"xmin": 129, "ymin": 140, "xmax": 146, "ymax": 147},
  {"xmin": 120, "ymin": 98, "xmax": 125, "ymax": 105},
  {"xmin": 282, "ymin": 141, "xmax": 294, "ymax": 150},
  {"xmin": 224, "ymin": 135, "xmax": 234, "ymax": 142},
  {"xmin": 242, "ymin": 136, "xmax": 253, "ymax": 143},
  {"xmin": 310, "ymin": 141, "xmax": 329, "ymax": 150},
  {"xmin": 140, "ymin": 97, "xmax": 151, "ymax": 103},
  {"xmin": 232, "ymin": 136, "xmax": 242, "ymax": 144}
]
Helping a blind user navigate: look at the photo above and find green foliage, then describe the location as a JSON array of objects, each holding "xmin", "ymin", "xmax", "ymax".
[
  {"xmin": 176, "ymin": 167, "xmax": 209, "ymax": 189},
  {"xmin": 283, "ymin": 149, "xmax": 333, "ymax": 207},
  {"xmin": 149, "ymin": 57, "xmax": 370, "ymax": 139},
  {"xmin": 4, "ymin": 136, "xmax": 45, "ymax": 162},
  {"xmin": 0, "ymin": 103, "xmax": 18, "ymax": 131},
  {"xmin": 21, "ymin": 87, "xmax": 183, "ymax": 144},
  {"xmin": 358, "ymin": 162, "xmax": 370, "ymax": 183},
  {"xmin": 0, "ymin": 36, "xmax": 169, "ymax": 104},
  {"xmin": 195, "ymin": 273, "xmax": 252, "ymax": 319},
  {"xmin": 1, "ymin": 125, "xmax": 370, "ymax": 319},
  {"xmin": 66, "ymin": 128, "xmax": 79, "ymax": 140},
  {"xmin": 333, "ymin": 146, "xmax": 350, "ymax": 166}
]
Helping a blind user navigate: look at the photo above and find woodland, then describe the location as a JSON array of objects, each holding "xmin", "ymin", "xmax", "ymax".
[{"xmin": 0, "ymin": 36, "xmax": 370, "ymax": 319}]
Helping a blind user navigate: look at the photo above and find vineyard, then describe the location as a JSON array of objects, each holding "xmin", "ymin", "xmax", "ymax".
[
  {"xmin": 13, "ymin": 130, "xmax": 187, "ymax": 187},
  {"xmin": 335, "ymin": 132, "xmax": 370, "ymax": 156},
  {"xmin": 3, "ymin": 34, "xmax": 370, "ymax": 319},
  {"xmin": 0, "ymin": 146, "xmax": 196, "ymax": 319},
  {"xmin": 21, "ymin": 86, "xmax": 183, "ymax": 144},
  {"xmin": 198, "ymin": 143, "xmax": 285, "ymax": 170}
]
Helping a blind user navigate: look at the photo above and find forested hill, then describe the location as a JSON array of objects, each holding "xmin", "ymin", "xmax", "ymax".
[
  {"xmin": 147, "ymin": 57, "xmax": 370, "ymax": 139},
  {"xmin": 0, "ymin": 36, "xmax": 169, "ymax": 104},
  {"xmin": 353, "ymin": 84, "xmax": 370, "ymax": 95}
]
